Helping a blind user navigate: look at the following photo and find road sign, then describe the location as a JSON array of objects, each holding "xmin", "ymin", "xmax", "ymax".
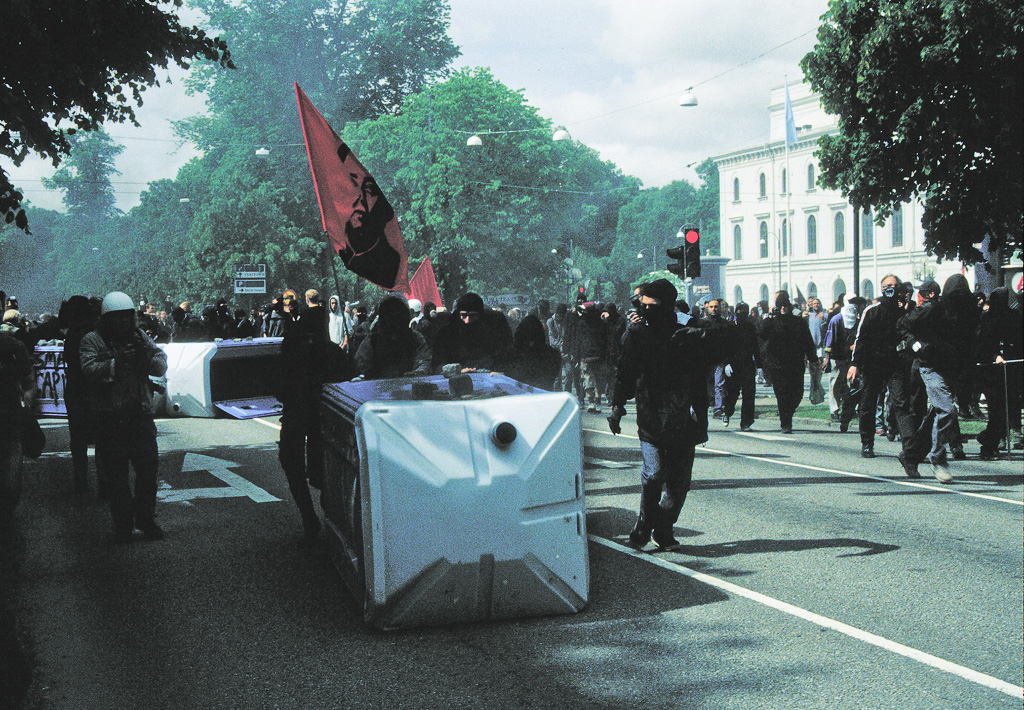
[
  {"xmin": 234, "ymin": 278, "xmax": 266, "ymax": 294},
  {"xmin": 235, "ymin": 263, "xmax": 266, "ymax": 279}
]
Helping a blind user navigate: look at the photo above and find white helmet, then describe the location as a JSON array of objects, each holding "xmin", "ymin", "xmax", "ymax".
[
  {"xmin": 408, "ymin": 299, "xmax": 422, "ymax": 314},
  {"xmin": 101, "ymin": 291, "xmax": 135, "ymax": 315}
]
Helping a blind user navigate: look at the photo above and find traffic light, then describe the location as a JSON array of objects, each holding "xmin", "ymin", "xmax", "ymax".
[
  {"xmin": 666, "ymin": 245, "xmax": 686, "ymax": 277},
  {"xmin": 683, "ymin": 228, "xmax": 701, "ymax": 277}
]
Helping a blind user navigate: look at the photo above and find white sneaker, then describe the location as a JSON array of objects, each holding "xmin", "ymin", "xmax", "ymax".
[{"xmin": 931, "ymin": 460, "xmax": 953, "ymax": 483}]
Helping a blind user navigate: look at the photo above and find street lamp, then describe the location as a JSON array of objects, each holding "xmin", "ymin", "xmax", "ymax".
[{"xmin": 679, "ymin": 88, "xmax": 698, "ymax": 107}]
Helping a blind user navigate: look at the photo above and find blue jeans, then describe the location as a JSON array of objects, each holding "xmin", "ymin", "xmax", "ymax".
[
  {"xmin": 915, "ymin": 365, "xmax": 961, "ymax": 464},
  {"xmin": 639, "ymin": 441, "xmax": 696, "ymax": 535}
]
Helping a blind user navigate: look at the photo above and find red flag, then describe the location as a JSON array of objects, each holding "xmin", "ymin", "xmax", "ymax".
[
  {"xmin": 295, "ymin": 82, "xmax": 409, "ymax": 291},
  {"xmin": 404, "ymin": 255, "xmax": 443, "ymax": 308}
]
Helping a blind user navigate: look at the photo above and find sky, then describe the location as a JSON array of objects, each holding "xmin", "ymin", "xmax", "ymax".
[{"xmin": 8, "ymin": 0, "xmax": 830, "ymax": 214}]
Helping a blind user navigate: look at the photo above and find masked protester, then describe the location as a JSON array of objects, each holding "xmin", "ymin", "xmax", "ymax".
[
  {"xmin": 80, "ymin": 292, "xmax": 168, "ymax": 543},
  {"xmin": 897, "ymin": 274, "xmax": 979, "ymax": 481},
  {"xmin": 755, "ymin": 291, "xmax": 819, "ymax": 434},
  {"xmin": 430, "ymin": 292, "xmax": 512, "ymax": 374},
  {"xmin": 847, "ymin": 275, "xmax": 916, "ymax": 458},
  {"xmin": 608, "ymin": 279, "xmax": 730, "ymax": 551},
  {"xmin": 355, "ymin": 296, "xmax": 430, "ymax": 379}
]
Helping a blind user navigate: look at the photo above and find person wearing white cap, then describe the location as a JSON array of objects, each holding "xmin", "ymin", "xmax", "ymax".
[{"xmin": 80, "ymin": 291, "xmax": 168, "ymax": 543}]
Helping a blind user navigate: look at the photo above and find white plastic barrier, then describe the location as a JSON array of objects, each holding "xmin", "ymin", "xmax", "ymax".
[
  {"xmin": 162, "ymin": 338, "xmax": 283, "ymax": 417},
  {"xmin": 320, "ymin": 374, "xmax": 589, "ymax": 630}
]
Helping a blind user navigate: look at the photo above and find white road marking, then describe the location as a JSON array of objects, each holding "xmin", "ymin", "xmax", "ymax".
[
  {"xmin": 591, "ymin": 535, "xmax": 1024, "ymax": 699},
  {"xmin": 158, "ymin": 452, "xmax": 280, "ymax": 504},
  {"xmin": 584, "ymin": 456, "xmax": 635, "ymax": 469},
  {"xmin": 253, "ymin": 417, "xmax": 282, "ymax": 431},
  {"xmin": 583, "ymin": 428, "xmax": 1023, "ymax": 506},
  {"xmin": 731, "ymin": 430, "xmax": 791, "ymax": 441}
]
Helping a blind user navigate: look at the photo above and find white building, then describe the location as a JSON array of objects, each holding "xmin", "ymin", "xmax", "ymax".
[{"xmin": 713, "ymin": 82, "xmax": 970, "ymax": 308}]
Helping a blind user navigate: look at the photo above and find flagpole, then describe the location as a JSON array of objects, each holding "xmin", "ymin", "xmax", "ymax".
[{"xmin": 784, "ymin": 76, "xmax": 794, "ymax": 295}]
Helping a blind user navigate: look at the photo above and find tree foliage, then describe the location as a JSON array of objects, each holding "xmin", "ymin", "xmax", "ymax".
[
  {"xmin": 342, "ymin": 68, "xmax": 639, "ymax": 300},
  {"xmin": 0, "ymin": 0, "xmax": 233, "ymax": 232},
  {"xmin": 801, "ymin": 0, "xmax": 1023, "ymax": 263}
]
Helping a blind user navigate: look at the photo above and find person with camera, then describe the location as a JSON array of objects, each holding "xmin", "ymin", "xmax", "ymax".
[
  {"xmin": 80, "ymin": 291, "xmax": 168, "ymax": 543},
  {"xmin": 608, "ymin": 279, "xmax": 730, "ymax": 551},
  {"xmin": 756, "ymin": 291, "xmax": 819, "ymax": 434}
]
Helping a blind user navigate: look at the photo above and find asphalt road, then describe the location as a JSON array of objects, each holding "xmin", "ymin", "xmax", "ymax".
[{"xmin": 3, "ymin": 404, "xmax": 1021, "ymax": 710}]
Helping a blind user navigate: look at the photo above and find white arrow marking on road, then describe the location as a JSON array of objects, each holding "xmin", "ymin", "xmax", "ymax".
[{"xmin": 158, "ymin": 453, "xmax": 280, "ymax": 504}]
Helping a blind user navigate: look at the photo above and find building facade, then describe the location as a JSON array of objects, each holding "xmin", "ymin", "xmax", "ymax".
[{"xmin": 713, "ymin": 82, "xmax": 970, "ymax": 309}]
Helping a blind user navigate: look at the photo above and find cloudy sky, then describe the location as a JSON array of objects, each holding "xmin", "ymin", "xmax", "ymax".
[{"xmin": 9, "ymin": 0, "xmax": 830, "ymax": 213}]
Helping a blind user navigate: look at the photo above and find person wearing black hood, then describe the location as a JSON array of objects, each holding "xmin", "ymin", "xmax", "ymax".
[
  {"xmin": 505, "ymin": 314, "xmax": 561, "ymax": 390},
  {"xmin": 430, "ymin": 292, "xmax": 512, "ymax": 373},
  {"xmin": 755, "ymin": 291, "xmax": 819, "ymax": 434},
  {"xmin": 897, "ymin": 273, "xmax": 979, "ymax": 482},
  {"xmin": 608, "ymin": 279, "xmax": 730, "ymax": 550},
  {"xmin": 847, "ymin": 274, "xmax": 914, "ymax": 457},
  {"xmin": 975, "ymin": 287, "xmax": 1023, "ymax": 459},
  {"xmin": 355, "ymin": 296, "xmax": 430, "ymax": 379}
]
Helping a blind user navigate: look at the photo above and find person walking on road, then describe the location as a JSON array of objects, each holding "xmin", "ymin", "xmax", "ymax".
[
  {"xmin": 608, "ymin": 279, "xmax": 729, "ymax": 551},
  {"xmin": 80, "ymin": 291, "xmax": 168, "ymax": 543},
  {"xmin": 755, "ymin": 291, "xmax": 819, "ymax": 434}
]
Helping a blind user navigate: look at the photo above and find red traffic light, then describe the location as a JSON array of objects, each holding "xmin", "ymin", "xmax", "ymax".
[{"xmin": 685, "ymin": 229, "xmax": 700, "ymax": 244}]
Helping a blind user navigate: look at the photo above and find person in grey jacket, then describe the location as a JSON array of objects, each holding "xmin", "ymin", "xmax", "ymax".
[{"xmin": 80, "ymin": 291, "xmax": 168, "ymax": 543}]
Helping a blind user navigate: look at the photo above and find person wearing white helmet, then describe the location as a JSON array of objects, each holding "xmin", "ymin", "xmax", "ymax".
[{"xmin": 80, "ymin": 291, "xmax": 168, "ymax": 543}]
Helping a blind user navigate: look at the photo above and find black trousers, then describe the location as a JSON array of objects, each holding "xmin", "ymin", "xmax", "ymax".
[
  {"xmin": 767, "ymin": 366, "xmax": 803, "ymax": 430},
  {"xmin": 724, "ymin": 364, "xmax": 756, "ymax": 428},
  {"xmin": 278, "ymin": 400, "xmax": 323, "ymax": 535}
]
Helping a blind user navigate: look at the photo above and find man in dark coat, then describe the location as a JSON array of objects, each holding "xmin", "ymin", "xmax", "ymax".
[
  {"xmin": 723, "ymin": 302, "xmax": 757, "ymax": 431},
  {"xmin": 608, "ymin": 279, "xmax": 729, "ymax": 550},
  {"xmin": 846, "ymin": 275, "xmax": 913, "ymax": 457},
  {"xmin": 756, "ymin": 291, "xmax": 819, "ymax": 434},
  {"xmin": 430, "ymin": 292, "xmax": 512, "ymax": 374},
  {"xmin": 976, "ymin": 287, "xmax": 1023, "ymax": 459},
  {"xmin": 898, "ymin": 274, "xmax": 979, "ymax": 482}
]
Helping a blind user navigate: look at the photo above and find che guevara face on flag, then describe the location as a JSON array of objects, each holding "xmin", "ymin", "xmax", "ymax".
[
  {"xmin": 332, "ymin": 143, "xmax": 402, "ymax": 288},
  {"xmin": 296, "ymin": 83, "xmax": 409, "ymax": 291}
]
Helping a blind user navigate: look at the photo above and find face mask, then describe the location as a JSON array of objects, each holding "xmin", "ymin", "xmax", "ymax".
[{"xmin": 882, "ymin": 285, "xmax": 897, "ymax": 299}]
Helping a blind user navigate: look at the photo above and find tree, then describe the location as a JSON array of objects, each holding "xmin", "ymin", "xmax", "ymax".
[
  {"xmin": 801, "ymin": 0, "xmax": 1023, "ymax": 264},
  {"xmin": 0, "ymin": 0, "xmax": 233, "ymax": 233},
  {"xmin": 344, "ymin": 68, "xmax": 639, "ymax": 300}
]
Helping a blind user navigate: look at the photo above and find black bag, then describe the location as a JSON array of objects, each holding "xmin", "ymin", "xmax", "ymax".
[{"xmin": 19, "ymin": 407, "xmax": 45, "ymax": 459}]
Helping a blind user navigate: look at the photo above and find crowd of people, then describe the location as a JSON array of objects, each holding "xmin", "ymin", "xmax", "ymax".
[{"xmin": 0, "ymin": 276, "xmax": 1020, "ymax": 548}]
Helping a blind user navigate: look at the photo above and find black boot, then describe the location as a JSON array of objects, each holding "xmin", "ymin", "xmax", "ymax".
[{"xmin": 626, "ymin": 515, "xmax": 651, "ymax": 550}]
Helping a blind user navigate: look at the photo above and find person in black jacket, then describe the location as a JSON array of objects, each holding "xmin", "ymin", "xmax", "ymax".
[
  {"xmin": 846, "ymin": 275, "xmax": 914, "ymax": 457},
  {"xmin": 608, "ymin": 279, "xmax": 729, "ymax": 551},
  {"xmin": 898, "ymin": 274, "xmax": 979, "ymax": 482},
  {"xmin": 505, "ymin": 315, "xmax": 561, "ymax": 390},
  {"xmin": 976, "ymin": 288, "xmax": 1024, "ymax": 459},
  {"xmin": 723, "ymin": 302, "xmax": 758, "ymax": 430},
  {"xmin": 431, "ymin": 292, "xmax": 512, "ymax": 374},
  {"xmin": 756, "ymin": 291, "xmax": 819, "ymax": 434},
  {"xmin": 355, "ymin": 296, "xmax": 430, "ymax": 379}
]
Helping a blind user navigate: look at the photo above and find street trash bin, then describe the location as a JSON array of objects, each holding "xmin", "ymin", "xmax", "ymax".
[{"xmin": 320, "ymin": 373, "xmax": 588, "ymax": 629}]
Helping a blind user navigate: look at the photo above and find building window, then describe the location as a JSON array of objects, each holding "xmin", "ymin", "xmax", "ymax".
[
  {"xmin": 733, "ymin": 224, "xmax": 742, "ymax": 261},
  {"xmin": 759, "ymin": 221, "xmax": 769, "ymax": 258},
  {"xmin": 782, "ymin": 218, "xmax": 788, "ymax": 257},
  {"xmin": 760, "ymin": 283, "xmax": 770, "ymax": 304},
  {"xmin": 734, "ymin": 285, "xmax": 743, "ymax": 306},
  {"xmin": 834, "ymin": 212, "xmax": 845, "ymax": 252},
  {"xmin": 891, "ymin": 205, "xmax": 903, "ymax": 247},
  {"xmin": 807, "ymin": 215, "xmax": 817, "ymax": 255},
  {"xmin": 862, "ymin": 209, "xmax": 874, "ymax": 250},
  {"xmin": 807, "ymin": 164, "xmax": 815, "ymax": 190},
  {"xmin": 733, "ymin": 177, "xmax": 740, "ymax": 202},
  {"xmin": 759, "ymin": 173, "xmax": 766, "ymax": 198},
  {"xmin": 833, "ymin": 278, "xmax": 847, "ymax": 303},
  {"xmin": 862, "ymin": 280, "xmax": 874, "ymax": 300},
  {"xmin": 808, "ymin": 282, "xmax": 818, "ymax": 300},
  {"xmin": 781, "ymin": 168, "xmax": 787, "ymax": 194}
]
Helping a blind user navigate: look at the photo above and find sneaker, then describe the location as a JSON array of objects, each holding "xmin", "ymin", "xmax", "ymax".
[
  {"xmin": 138, "ymin": 522, "xmax": 165, "ymax": 541},
  {"xmin": 722, "ymin": 416, "xmax": 730, "ymax": 428},
  {"xmin": 931, "ymin": 459, "xmax": 953, "ymax": 483},
  {"xmin": 861, "ymin": 444, "xmax": 875, "ymax": 458},
  {"xmin": 839, "ymin": 421, "xmax": 850, "ymax": 433},
  {"xmin": 979, "ymin": 447, "xmax": 1000, "ymax": 461},
  {"xmin": 781, "ymin": 427, "xmax": 793, "ymax": 434},
  {"xmin": 886, "ymin": 430, "xmax": 898, "ymax": 442},
  {"xmin": 897, "ymin": 452, "xmax": 920, "ymax": 478},
  {"xmin": 951, "ymin": 448, "xmax": 966, "ymax": 461},
  {"xmin": 740, "ymin": 425, "xmax": 752, "ymax": 432}
]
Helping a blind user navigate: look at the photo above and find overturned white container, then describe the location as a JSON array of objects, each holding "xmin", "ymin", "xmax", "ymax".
[{"xmin": 320, "ymin": 375, "xmax": 588, "ymax": 630}]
